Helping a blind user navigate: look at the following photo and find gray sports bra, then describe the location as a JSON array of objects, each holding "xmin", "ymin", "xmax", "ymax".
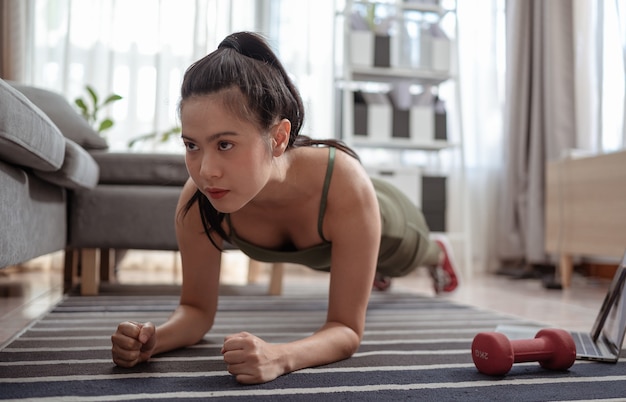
[
  {"xmin": 225, "ymin": 147, "xmax": 335, "ymax": 270},
  {"xmin": 226, "ymin": 146, "xmax": 431, "ymax": 276}
]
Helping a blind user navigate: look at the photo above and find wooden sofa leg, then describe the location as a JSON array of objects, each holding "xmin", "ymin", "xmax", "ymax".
[
  {"xmin": 100, "ymin": 248, "xmax": 116, "ymax": 283},
  {"xmin": 246, "ymin": 259, "xmax": 285, "ymax": 295},
  {"xmin": 81, "ymin": 248, "xmax": 101, "ymax": 296},
  {"xmin": 268, "ymin": 263, "xmax": 285, "ymax": 296},
  {"xmin": 559, "ymin": 254, "xmax": 573, "ymax": 289},
  {"xmin": 247, "ymin": 259, "xmax": 265, "ymax": 284},
  {"xmin": 63, "ymin": 249, "xmax": 79, "ymax": 293}
]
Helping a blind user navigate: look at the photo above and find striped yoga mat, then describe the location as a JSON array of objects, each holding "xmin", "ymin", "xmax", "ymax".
[{"xmin": 1, "ymin": 289, "xmax": 626, "ymax": 400}]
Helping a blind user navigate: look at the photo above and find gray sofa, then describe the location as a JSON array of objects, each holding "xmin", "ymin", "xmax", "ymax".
[
  {"xmin": 66, "ymin": 150, "xmax": 187, "ymax": 294},
  {"xmin": 0, "ymin": 78, "xmax": 100, "ymax": 269},
  {"xmin": 0, "ymin": 78, "xmax": 187, "ymax": 294}
]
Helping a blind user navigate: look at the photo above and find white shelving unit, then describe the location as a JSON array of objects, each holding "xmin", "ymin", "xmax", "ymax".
[{"xmin": 334, "ymin": 0, "xmax": 472, "ymax": 276}]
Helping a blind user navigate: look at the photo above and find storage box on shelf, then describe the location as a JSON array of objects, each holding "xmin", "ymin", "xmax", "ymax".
[
  {"xmin": 338, "ymin": 0, "xmax": 456, "ymax": 150},
  {"xmin": 351, "ymin": 84, "xmax": 448, "ymax": 147},
  {"xmin": 346, "ymin": 0, "xmax": 452, "ymax": 72}
]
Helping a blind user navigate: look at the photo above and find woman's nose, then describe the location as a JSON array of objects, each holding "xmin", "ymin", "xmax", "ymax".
[{"xmin": 200, "ymin": 156, "xmax": 221, "ymax": 179}]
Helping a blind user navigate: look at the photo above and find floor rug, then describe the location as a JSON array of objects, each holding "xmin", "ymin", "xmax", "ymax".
[{"xmin": 1, "ymin": 287, "xmax": 625, "ymax": 401}]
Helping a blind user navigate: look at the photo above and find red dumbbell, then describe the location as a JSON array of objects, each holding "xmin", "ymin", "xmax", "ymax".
[{"xmin": 471, "ymin": 328, "xmax": 576, "ymax": 375}]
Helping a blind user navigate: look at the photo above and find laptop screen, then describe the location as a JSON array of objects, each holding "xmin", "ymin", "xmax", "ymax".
[{"xmin": 599, "ymin": 253, "xmax": 626, "ymax": 354}]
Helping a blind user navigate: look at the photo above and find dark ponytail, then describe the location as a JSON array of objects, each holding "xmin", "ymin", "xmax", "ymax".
[
  {"xmin": 179, "ymin": 32, "xmax": 359, "ymax": 250},
  {"xmin": 180, "ymin": 31, "xmax": 305, "ymax": 143},
  {"xmin": 216, "ymin": 32, "xmax": 305, "ymax": 141}
]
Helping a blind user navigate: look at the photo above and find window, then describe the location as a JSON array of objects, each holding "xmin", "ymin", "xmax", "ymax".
[
  {"xmin": 601, "ymin": 0, "xmax": 626, "ymax": 151},
  {"xmin": 29, "ymin": 0, "xmax": 335, "ymax": 151}
]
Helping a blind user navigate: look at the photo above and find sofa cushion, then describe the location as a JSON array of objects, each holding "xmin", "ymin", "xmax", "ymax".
[
  {"xmin": 90, "ymin": 151, "xmax": 188, "ymax": 186},
  {"xmin": 9, "ymin": 82, "xmax": 109, "ymax": 150},
  {"xmin": 0, "ymin": 79, "xmax": 65, "ymax": 172},
  {"xmin": 34, "ymin": 138, "xmax": 100, "ymax": 190},
  {"xmin": 68, "ymin": 184, "xmax": 181, "ymax": 249}
]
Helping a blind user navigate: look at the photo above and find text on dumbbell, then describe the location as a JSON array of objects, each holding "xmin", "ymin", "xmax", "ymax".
[{"xmin": 474, "ymin": 350, "xmax": 488, "ymax": 360}]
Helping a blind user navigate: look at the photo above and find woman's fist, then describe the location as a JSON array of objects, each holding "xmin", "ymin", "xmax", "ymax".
[
  {"xmin": 221, "ymin": 332, "xmax": 284, "ymax": 384},
  {"xmin": 111, "ymin": 321, "xmax": 156, "ymax": 367}
]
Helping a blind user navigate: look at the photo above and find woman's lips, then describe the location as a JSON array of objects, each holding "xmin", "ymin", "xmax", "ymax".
[{"xmin": 206, "ymin": 188, "xmax": 229, "ymax": 200}]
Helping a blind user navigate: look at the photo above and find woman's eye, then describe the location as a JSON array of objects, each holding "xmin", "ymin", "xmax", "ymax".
[
  {"xmin": 218, "ymin": 141, "xmax": 233, "ymax": 151},
  {"xmin": 184, "ymin": 141, "xmax": 198, "ymax": 151}
]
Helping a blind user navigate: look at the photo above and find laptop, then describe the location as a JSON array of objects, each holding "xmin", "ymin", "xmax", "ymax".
[{"xmin": 496, "ymin": 250, "xmax": 626, "ymax": 363}]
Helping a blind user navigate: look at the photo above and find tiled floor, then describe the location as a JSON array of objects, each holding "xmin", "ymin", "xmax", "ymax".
[{"xmin": 0, "ymin": 250, "xmax": 612, "ymax": 347}]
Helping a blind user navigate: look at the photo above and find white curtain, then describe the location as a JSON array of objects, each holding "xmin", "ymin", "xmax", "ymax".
[
  {"xmin": 496, "ymin": 0, "xmax": 625, "ymax": 268},
  {"xmin": 266, "ymin": 0, "xmax": 335, "ymax": 140},
  {"xmin": 574, "ymin": 0, "xmax": 626, "ymax": 153},
  {"xmin": 598, "ymin": 0, "xmax": 626, "ymax": 151},
  {"xmin": 497, "ymin": 0, "xmax": 578, "ymax": 265},
  {"xmin": 572, "ymin": 0, "xmax": 602, "ymax": 153},
  {"xmin": 455, "ymin": 0, "xmax": 506, "ymax": 273},
  {"xmin": 25, "ymin": 0, "xmax": 335, "ymax": 151},
  {"xmin": 27, "ymin": 0, "xmax": 256, "ymax": 151},
  {"xmin": 0, "ymin": 0, "xmax": 29, "ymax": 80}
]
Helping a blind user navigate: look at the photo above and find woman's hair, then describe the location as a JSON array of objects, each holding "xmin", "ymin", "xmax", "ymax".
[{"xmin": 179, "ymin": 31, "xmax": 359, "ymax": 250}]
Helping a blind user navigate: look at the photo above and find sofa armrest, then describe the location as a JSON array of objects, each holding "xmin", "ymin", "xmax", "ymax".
[
  {"xmin": 0, "ymin": 79, "xmax": 65, "ymax": 172},
  {"xmin": 34, "ymin": 138, "xmax": 100, "ymax": 190},
  {"xmin": 8, "ymin": 81, "xmax": 108, "ymax": 151}
]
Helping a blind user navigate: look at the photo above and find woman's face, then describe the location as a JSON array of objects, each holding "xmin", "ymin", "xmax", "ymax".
[{"xmin": 181, "ymin": 94, "xmax": 274, "ymax": 213}]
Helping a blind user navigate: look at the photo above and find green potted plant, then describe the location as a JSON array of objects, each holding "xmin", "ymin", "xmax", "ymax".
[{"xmin": 74, "ymin": 85, "xmax": 123, "ymax": 135}]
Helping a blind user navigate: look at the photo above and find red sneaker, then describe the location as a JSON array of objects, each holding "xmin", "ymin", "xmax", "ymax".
[
  {"xmin": 373, "ymin": 273, "xmax": 392, "ymax": 291},
  {"xmin": 431, "ymin": 238, "xmax": 460, "ymax": 294}
]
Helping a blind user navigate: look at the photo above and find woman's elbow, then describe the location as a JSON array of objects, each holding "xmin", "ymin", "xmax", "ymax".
[
  {"xmin": 195, "ymin": 316, "xmax": 214, "ymax": 341},
  {"xmin": 178, "ymin": 304, "xmax": 215, "ymax": 346},
  {"xmin": 341, "ymin": 327, "xmax": 363, "ymax": 358}
]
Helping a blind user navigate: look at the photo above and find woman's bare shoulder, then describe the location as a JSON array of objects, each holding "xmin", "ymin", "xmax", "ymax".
[
  {"xmin": 323, "ymin": 149, "xmax": 377, "ymax": 223},
  {"xmin": 322, "ymin": 147, "xmax": 381, "ymax": 250},
  {"xmin": 293, "ymin": 145, "xmax": 367, "ymax": 181},
  {"xmin": 332, "ymin": 149, "xmax": 372, "ymax": 191}
]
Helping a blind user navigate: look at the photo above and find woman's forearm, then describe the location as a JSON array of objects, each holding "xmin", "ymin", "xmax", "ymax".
[
  {"xmin": 152, "ymin": 304, "xmax": 215, "ymax": 356},
  {"xmin": 222, "ymin": 320, "xmax": 362, "ymax": 384},
  {"xmin": 280, "ymin": 321, "xmax": 362, "ymax": 374}
]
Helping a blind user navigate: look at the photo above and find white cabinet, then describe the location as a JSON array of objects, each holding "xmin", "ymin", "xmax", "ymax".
[
  {"xmin": 365, "ymin": 165, "xmax": 422, "ymax": 206},
  {"xmin": 334, "ymin": 0, "xmax": 471, "ymax": 273},
  {"xmin": 336, "ymin": 0, "xmax": 458, "ymax": 150}
]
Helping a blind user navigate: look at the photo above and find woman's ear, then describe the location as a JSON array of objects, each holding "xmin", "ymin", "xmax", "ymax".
[{"xmin": 272, "ymin": 119, "xmax": 291, "ymax": 156}]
